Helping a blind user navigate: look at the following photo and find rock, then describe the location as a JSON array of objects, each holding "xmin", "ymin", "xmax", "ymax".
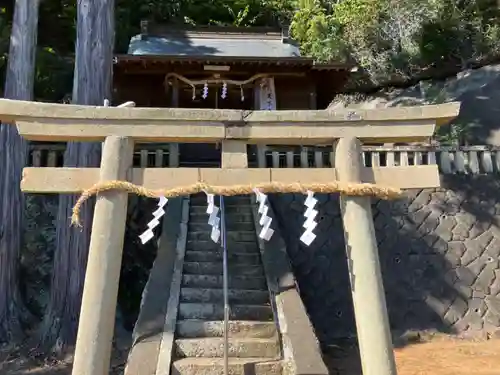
[{"xmin": 329, "ymin": 64, "xmax": 500, "ymax": 145}]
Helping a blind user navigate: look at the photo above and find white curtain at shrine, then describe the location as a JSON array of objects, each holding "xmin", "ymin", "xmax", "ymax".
[{"xmin": 254, "ymin": 77, "xmax": 277, "ymax": 110}]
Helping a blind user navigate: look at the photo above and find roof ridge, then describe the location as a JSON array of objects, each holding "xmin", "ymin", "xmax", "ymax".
[
  {"xmin": 167, "ymin": 30, "xmax": 283, "ymax": 40},
  {"xmin": 147, "ymin": 24, "xmax": 283, "ymax": 34}
]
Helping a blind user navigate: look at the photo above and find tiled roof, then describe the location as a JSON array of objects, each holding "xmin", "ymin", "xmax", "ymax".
[{"xmin": 127, "ymin": 29, "xmax": 301, "ymax": 58}]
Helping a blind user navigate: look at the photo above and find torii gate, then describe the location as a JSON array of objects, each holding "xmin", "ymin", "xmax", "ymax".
[{"xmin": 0, "ymin": 99, "xmax": 460, "ymax": 375}]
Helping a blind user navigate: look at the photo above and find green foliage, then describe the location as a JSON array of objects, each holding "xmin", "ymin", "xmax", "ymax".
[
  {"xmin": 290, "ymin": 0, "xmax": 344, "ymax": 62},
  {"xmin": 0, "ymin": 7, "xmax": 11, "ymax": 90},
  {"xmin": 21, "ymin": 196, "xmax": 58, "ymax": 317},
  {"xmin": 289, "ymin": 0, "xmax": 500, "ymax": 84},
  {"xmin": 333, "ymin": 0, "xmax": 381, "ymax": 28},
  {"xmin": 34, "ymin": 47, "xmax": 73, "ymax": 102}
]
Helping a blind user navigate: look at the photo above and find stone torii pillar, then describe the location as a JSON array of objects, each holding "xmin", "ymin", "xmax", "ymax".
[
  {"xmin": 335, "ymin": 137, "xmax": 398, "ymax": 375},
  {"xmin": 72, "ymin": 136, "xmax": 134, "ymax": 375}
]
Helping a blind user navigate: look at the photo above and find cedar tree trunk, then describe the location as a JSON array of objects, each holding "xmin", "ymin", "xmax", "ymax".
[
  {"xmin": 38, "ymin": 0, "xmax": 116, "ymax": 354},
  {"xmin": 0, "ymin": 0, "xmax": 40, "ymax": 343}
]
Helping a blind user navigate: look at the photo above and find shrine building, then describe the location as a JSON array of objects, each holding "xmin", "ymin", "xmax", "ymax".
[{"xmin": 112, "ymin": 22, "xmax": 354, "ymax": 165}]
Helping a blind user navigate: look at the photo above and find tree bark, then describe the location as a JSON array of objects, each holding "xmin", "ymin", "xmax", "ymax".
[
  {"xmin": 0, "ymin": 0, "xmax": 40, "ymax": 343},
  {"xmin": 38, "ymin": 0, "xmax": 115, "ymax": 354}
]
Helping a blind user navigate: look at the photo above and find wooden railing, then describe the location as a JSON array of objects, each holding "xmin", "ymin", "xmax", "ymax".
[{"xmin": 28, "ymin": 143, "xmax": 500, "ymax": 174}]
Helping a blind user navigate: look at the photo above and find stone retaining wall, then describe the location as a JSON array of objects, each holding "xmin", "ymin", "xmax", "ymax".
[{"xmin": 270, "ymin": 175, "xmax": 500, "ymax": 345}]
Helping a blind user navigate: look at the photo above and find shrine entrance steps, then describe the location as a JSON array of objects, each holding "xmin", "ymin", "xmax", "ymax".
[
  {"xmin": 125, "ymin": 192, "xmax": 327, "ymax": 375},
  {"xmin": 171, "ymin": 193, "xmax": 282, "ymax": 375}
]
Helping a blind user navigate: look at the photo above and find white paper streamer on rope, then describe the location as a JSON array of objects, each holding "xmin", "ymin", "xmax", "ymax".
[
  {"xmin": 202, "ymin": 82, "xmax": 209, "ymax": 99},
  {"xmin": 221, "ymin": 82, "xmax": 227, "ymax": 99},
  {"xmin": 300, "ymin": 191, "xmax": 318, "ymax": 246},
  {"xmin": 139, "ymin": 196, "xmax": 168, "ymax": 244},
  {"xmin": 205, "ymin": 192, "xmax": 221, "ymax": 243},
  {"xmin": 253, "ymin": 189, "xmax": 274, "ymax": 241}
]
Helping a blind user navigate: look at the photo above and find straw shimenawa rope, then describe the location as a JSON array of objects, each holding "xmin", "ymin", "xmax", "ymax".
[{"xmin": 71, "ymin": 180, "xmax": 403, "ymax": 227}]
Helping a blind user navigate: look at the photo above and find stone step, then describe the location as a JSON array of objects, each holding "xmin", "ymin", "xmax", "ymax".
[
  {"xmin": 188, "ymin": 193, "xmax": 215, "ymax": 204},
  {"xmin": 190, "ymin": 205, "xmax": 253, "ymax": 215},
  {"xmin": 189, "ymin": 194, "xmax": 250, "ymax": 206},
  {"xmin": 183, "ymin": 262, "xmax": 264, "ymax": 277},
  {"xmin": 186, "ymin": 241, "xmax": 259, "ymax": 253},
  {"xmin": 174, "ymin": 337, "xmax": 280, "ymax": 358},
  {"xmin": 188, "ymin": 221, "xmax": 255, "ymax": 232},
  {"xmin": 180, "ymin": 288, "xmax": 270, "ymax": 304},
  {"xmin": 189, "ymin": 212, "xmax": 254, "ymax": 223},
  {"xmin": 172, "ymin": 358, "xmax": 282, "ymax": 375},
  {"xmin": 184, "ymin": 251, "xmax": 261, "ymax": 264},
  {"xmin": 176, "ymin": 320, "xmax": 277, "ymax": 339},
  {"xmin": 178, "ymin": 303, "xmax": 273, "ymax": 321},
  {"xmin": 182, "ymin": 275, "xmax": 267, "ymax": 290},
  {"xmin": 224, "ymin": 196, "xmax": 251, "ymax": 205},
  {"xmin": 188, "ymin": 231, "xmax": 256, "ymax": 243}
]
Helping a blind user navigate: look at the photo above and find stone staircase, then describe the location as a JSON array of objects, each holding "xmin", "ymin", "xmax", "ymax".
[{"xmin": 171, "ymin": 193, "xmax": 282, "ymax": 375}]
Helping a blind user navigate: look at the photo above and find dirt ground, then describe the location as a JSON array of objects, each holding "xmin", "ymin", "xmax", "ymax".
[
  {"xmin": 0, "ymin": 342, "xmax": 128, "ymax": 375},
  {"xmin": 1, "ymin": 335, "xmax": 499, "ymax": 375},
  {"xmin": 324, "ymin": 335, "xmax": 500, "ymax": 375}
]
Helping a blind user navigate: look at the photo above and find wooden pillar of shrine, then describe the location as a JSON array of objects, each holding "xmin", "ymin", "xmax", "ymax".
[
  {"xmin": 72, "ymin": 136, "xmax": 134, "ymax": 375},
  {"xmin": 335, "ymin": 137, "xmax": 398, "ymax": 375}
]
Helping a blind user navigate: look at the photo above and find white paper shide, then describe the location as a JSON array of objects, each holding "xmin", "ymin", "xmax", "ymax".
[
  {"xmin": 206, "ymin": 192, "xmax": 221, "ymax": 243},
  {"xmin": 300, "ymin": 190, "xmax": 318, "ymax": 246},
  {"xmin": 253, "ymin": 189, "xmax": 274, "ymax": 241},
  {"xmin": 139, "ymin": 196, "xmax": 168, "ymax": 244}
]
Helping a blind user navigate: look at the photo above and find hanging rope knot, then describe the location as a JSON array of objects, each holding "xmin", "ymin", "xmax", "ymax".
[{"xmin": 70, "ymin": 180, "xmax": 403, "ymax": 227}]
